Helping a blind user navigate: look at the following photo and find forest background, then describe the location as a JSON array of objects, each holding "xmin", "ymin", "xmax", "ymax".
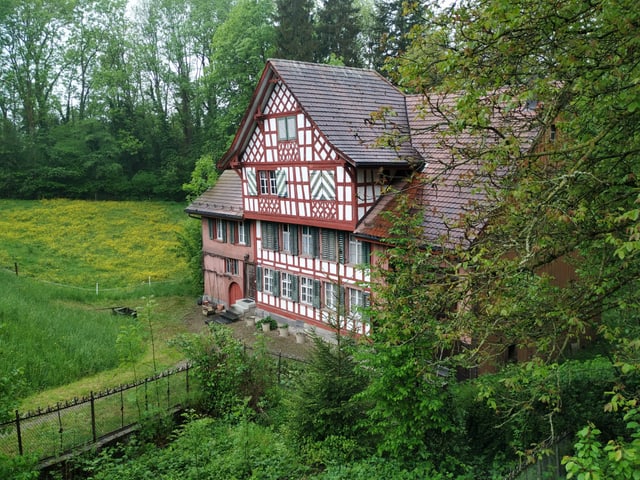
[
  {"xmin": 2, "ymin": 0, "xmax": 640, "ymax": 478},
  {"xmin": 0, "ymin": 0, "xmax": 416, "ymax": 201}
]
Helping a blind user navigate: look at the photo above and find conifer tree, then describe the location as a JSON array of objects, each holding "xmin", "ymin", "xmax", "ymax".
[
  {"xmin": 274, "ymin": 0, "xmax": 316, "ymax": 61},
  {"xmin": 315, "ymin": 0, "xmax": 362, "ymax": 66}
]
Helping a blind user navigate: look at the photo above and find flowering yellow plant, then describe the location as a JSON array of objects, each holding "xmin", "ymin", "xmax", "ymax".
[{"xmin": 0, "ymin": 199, "xmax": 190, "ymax": 288}]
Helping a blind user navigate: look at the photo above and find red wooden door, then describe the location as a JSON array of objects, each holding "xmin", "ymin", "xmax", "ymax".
[{"xmin": 229, "ymin": 282, "xmax": 242, "ymax": 305}]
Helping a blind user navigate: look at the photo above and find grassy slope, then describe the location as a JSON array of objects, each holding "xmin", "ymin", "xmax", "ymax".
[{"xmin": 0, "ymin": 199, "xmax": 199, "ymax": 410}]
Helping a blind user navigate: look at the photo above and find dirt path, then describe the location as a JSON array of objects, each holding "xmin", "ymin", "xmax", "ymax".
[{"xmin": 180, "ymin": 304, "xmax": 312, "ymax": 360}]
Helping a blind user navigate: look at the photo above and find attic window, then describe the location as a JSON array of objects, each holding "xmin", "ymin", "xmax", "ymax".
[{"xmin": 277, "ymin": 115, "xmax": 297, "ymax": 141}]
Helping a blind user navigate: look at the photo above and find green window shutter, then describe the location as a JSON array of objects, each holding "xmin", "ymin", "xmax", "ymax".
[
  {"xmin": 256, "ymin": 266, "xmax": 263, "ymax": 292},
  {"xmin": 362, "ymin": 242, "xmax": 370, "ymax": 265},
  {"xmin": 276, "ymin": 170, "xmax": 288, "ymax": 197},
  {"xmin": 338, "ymin": 232, "xmax": 345, "ymax": 264},
  {"xmin": 245, "ymin": 223, "xmax": 251, "ymax": 244},
  {"xmin": 207, "ymin": 219, "xmax": 213, "ymax": 240},
  {"xmin": 229, "ymin": 223, "xmax": 236, "ymax": 244},
  {"xmin": 292, "ymin": 275, "xmax": 299, "ymax": 302},
  {"xmin": 222, "ymin": 221, "xmax": 227, "ymax": 243},
  {"xmin": 339, "ymin": 285, "xmax": 346, "ymax": 312},
  {"xmin": 312, "ymin": 280, "xmax": 321, "ymax": 308},
  {"xmin": 363, "ymin": 292, "xmax": 371, "ymax": 321},
  {"xmin": 273, "ymin": 271, "xmax": 280, "ymax": 297},
  {"xmin": 290, "ymin": 225, "xmax": 298, "ymax": 255},
  {"xmin": 246, "ymin": 168, "xmax": 257, "ymax": 196},
  {"xmin": 311, "ymin": 227, "xmax": 319, "ymax": 258}
]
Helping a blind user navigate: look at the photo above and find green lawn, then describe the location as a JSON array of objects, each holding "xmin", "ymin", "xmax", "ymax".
[{"xmin": 0, "ymin": 199, "xmax": 199, "ymax": 408}]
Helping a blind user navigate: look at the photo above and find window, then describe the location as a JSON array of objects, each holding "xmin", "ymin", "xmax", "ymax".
[
  {"xmin": 277, "ymin": 115, "xmax": 297, "ymax": 141},
  {"xmin": 301, "ymin": 277, "xmax": 320, "ymax": 307},
  {"xmin": 300, "ymin": 277, "xmax": 313, "ymax": 305},
  {"xmin": 282, "ymin": 224, "xmax": 291, "ymax": 252},
  {"xmin": 324, "ymin": 282, "xmax": 340, "ymax": 310},
  {"xmin": 259, "ymin": 169, "xmax": 287, "ymax": 196},
  {"xmin": 262, "ymin": 222, "xmax": 279, "ymax": 250},
  {"xmin": 348, "ymin": 235, "xmax": 370, "ymax": 265},
  {"xmin": 260, "ymin": 170, "xmax": 276, "ymax": 195},
  {"xmin": 238, "ymin": 221, "xmax": 249, "ymax": 245},
  {"xmin": 321, "ymin": 229, "xmax": 337, "ymax": 262},
  {"xmin": 263, "ymin": 268, "xmax": 279, "ymax": 296},
  {"xmin": 301, "ymin": 226, "xmax": 318, "ymax": 257},
  {"xmin": 225, "ymin": 258, "xmax": 238, "ymax": 275},
  {"xmin": 349, "ymin": 288, "xmax": 368, "ymax": 318},
  {"xmin": 281, "ymin": 272, "xmax": 298, "ymax": 301},
  {"xmin": 216, "ymin": 219, "xmax": 227, "ymax": 242}
]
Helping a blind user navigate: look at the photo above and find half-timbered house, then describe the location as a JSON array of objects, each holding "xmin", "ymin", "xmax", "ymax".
[
  {"xmin": 186, "ymin": 59, "xmax": 426, "ymax": 332},
  {"xmin": 186, "ymin": 60, "xmax": 561, "ymax": 345}
]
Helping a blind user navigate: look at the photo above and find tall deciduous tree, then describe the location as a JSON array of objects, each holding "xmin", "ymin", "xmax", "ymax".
[
  {"xmin": 376, "ymin": 0, "xmax": 640, "ymax": 462},
  {"xmin": 207, "ymin": 0, "xmax": 276, "ymax": 153}
]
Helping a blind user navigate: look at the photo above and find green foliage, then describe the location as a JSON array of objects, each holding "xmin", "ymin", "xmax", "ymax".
[
  {"xmin": 0, "ymin": 453, "xmax": 39, "ymax": 480},
  {"xmin": 173, "ymin": 324, "xmax": 276, "ymax": 416},
  {"xmin": 315, "ymin": 0, "xmax": 363, "ymax": 66},
  {"xmin": 358, "ymin": 191, "xmax": 465, "ymax": 469},
  {"xmin": 182, "ymin": 154, "xmax": 219, "ymax": 203},
  {"xmin": 309, "ymin": 456, "xmax": 446, "ymax": 480},
  {"xmin": 255, "ymin": 316, "xmax": 277, "ymax": 331},
  {"xmin": 82, "ymin": 416, "xmax": 305, "ymax": 480},
  {"xmin": 274, "ymin": 0, "xmax": 315, "ymax": 61},
  {"xmin": 286, "ymin": 333, "xmax": 368, "ymax": 446}
]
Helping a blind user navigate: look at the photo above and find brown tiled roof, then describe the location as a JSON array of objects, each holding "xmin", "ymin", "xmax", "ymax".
[
  {"xmin": 184, "ymin": 170, "xmax": 244, "ymax": 219},
  {"xmin": 356, "ymin": 93, "xmax": 540, "ymax": 249},
  {"xmin": 220, "ymin": 59, "xmax": 422, "ymax": 169}
]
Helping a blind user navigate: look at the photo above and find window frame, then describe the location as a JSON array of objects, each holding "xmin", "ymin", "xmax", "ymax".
[
  {"xmin": 225, "ymin": 258, "xmax": 239, "ymax": 276},
  {"xmin": 277, "ymin": 115, "xmax": 297, "ymax": 141},
  {"xmin": 259, "ymin": 170, "xmax": 276, "ymax": 195},
  {"xmin": 348, "ymin": 235, "xmax": 369, "ymax": 265},
  {"xmin": 300, "ymin": 277, "xmax": 313, "ymax": 305}
]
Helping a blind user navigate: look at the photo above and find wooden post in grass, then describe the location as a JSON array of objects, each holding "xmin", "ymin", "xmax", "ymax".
[
  {"xmin": 90, "ymin": 392, "xmax": 97, "ymax": 443},
  {"xmin": 15, "ymin": 410, "xmax": 23, "ymax": 455}
]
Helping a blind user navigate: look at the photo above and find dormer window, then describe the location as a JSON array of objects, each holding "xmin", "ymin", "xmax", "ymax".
[{"xmin": 277, "ymin": 115, "xmax": 297, "ymax": 141}]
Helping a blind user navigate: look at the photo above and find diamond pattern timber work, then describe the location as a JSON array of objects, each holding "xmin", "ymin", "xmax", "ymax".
[
  {"xmin": 311, "ymin": 201, "xmax": 337, "ymax": 219},
  {"xmin": 313, "ymin": 128, "xmax": 334, "ymax": 161},
  {"xmin": 278, "ymin": 142, "xmax": 299, "ymax": 162},
  {"xmin": 266, "ymin": 83, "xmax": 297, "ymax": 114},
  {"xmin": 258, "ymin": 197, "xmax": 279, "ymax": 214},
  {"xmin": 244, "ymin": 131, "xmax": 265, "ymax": 163}
]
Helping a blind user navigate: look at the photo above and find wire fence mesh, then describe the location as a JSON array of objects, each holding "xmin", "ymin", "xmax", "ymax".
[{"xmin": 0, "ymin": 364, "xmax": 194, "ymax": 462}]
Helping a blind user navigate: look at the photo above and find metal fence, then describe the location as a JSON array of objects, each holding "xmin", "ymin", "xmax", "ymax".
[{"xmin": 0, "ymin": 364, "xmax": 194, "ymax": 464}]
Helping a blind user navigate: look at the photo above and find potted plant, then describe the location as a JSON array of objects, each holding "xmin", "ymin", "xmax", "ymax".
[
  {"xmin": 278, "ymin": 323, "xmax": 289, "ymax": 337},
  {"xmin": 256, "ymin": 316, "xmax": 276, "ymax": 332}
]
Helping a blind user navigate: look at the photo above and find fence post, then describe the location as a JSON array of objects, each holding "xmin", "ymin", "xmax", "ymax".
[
  {"xmin": 90, "ymin": 391, "xmax": 97, "ymax": 443},
  {"xmin": 278, "ymin": 352, "xmax": 282, "ymax": 384},
  {"xmin": 166, "ymin": 373, "xmax": 171, "ymax": 407},
  {"xmin": 120, "ymin": 389, "xmax": 125, "ymax": 428},
  {"xmin": 185, "ymin": 364, "xmax": 190, "ymax": 396},
  {"xmin": 15, "ymin": 410, "xmax": 23, "ymax": 455}
]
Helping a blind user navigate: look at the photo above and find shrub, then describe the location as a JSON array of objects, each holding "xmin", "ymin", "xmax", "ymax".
[{"xmin": 173, "ymin": 324, "xmax": 276, "ymax": 416}]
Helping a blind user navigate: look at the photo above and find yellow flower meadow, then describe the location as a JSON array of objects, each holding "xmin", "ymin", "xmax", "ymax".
[{"xmin": 0, "ymin": 199, "xmax": 190, "ymax": 288}]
